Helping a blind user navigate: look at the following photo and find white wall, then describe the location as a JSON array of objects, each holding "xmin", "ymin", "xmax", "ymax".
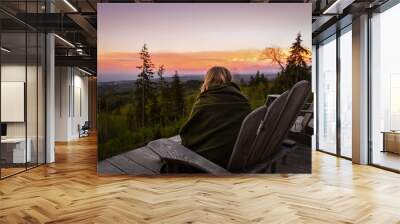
[
  {"xmin": 55, "ymin": 67, "xmax": 70, "ymax": 141},
  {"xmin": 0, "ymin": 65, "xmax": 38, "ymax": 138},
  {"xmin": 1, "ymin": 65, "xmax": 26, "ymax": 139},
  {"xmin": 55, "ymin": 67, "xmax": 89, "ymax": 141}
]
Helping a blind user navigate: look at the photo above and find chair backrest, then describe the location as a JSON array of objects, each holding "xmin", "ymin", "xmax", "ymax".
[
  {"xmin": 226, "ymin": 105, "xmax": 268, "ymax": 171},
  {"xmin": 227, "ymin": 80, "xmax": 310, "ymax": 172},
  {"xmin": 83, "ymin": 121, "xmax": 90, "ymax": 129}
]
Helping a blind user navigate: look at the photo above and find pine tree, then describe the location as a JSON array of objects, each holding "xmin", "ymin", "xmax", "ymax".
[
  {"xmin": 157, "ymin": 65, "xmax": 166, "ymax": 85},
  {"xmin": 271, "ymin": 33, "xmax": 311, "ymax": 93},
  {"xmin": 157, "ymin": 65, "xmax": 170, "ymax": 125},
  {"xmin": 260, "ymin": 73, "xmax": 266, "ymax": 83},
  {"xmin": 249, "ymin": 75, "xmax": 255, "ymax": 86},
  {"xmin": 255, "ymin": 70, "xmax": 261, "ymax": 84},
  {"xmin": 157, "ymin": 65, "xmax": 168, "ymax": 98},
  {"xmin": 286, "ymin": 33, "xmax": 310, "ymax": 68},
  {"xmin": 171, "ymin": 71, "xmax": 185, "ymax": 119},
  {"xmin": 285, "ymin": 33, "xmax": 311, "ymax": 83},
  {"xmin": 134, "ymin": 44, "xmax": 155, "ymax": 127}
]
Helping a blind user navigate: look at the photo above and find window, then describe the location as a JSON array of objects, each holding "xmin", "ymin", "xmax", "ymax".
[
  {"xmin": 339, "ymin": 27, "xmax": 352, "ymax": 158},
  {"xmin": 370, "ymin": 3, "xmax": 400, "ymax": 171},
  {"xmin": 0, "ymin": 2, "xmax": 46, "ymax": 179},
  {"xmin": 317, "ymin": 35, "xmax": 337, "ymax": 154},
  {"xmin": 316, "ymin": 25, "xmax": 353, "ymax": 158}
]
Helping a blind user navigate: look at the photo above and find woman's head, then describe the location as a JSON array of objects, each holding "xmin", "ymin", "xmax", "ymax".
[{"xmin": 201, "ymin": 66, "xmax": 232, "ymax": 92}]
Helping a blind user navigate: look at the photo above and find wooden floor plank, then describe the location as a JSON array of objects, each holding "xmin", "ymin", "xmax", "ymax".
[{"xmin": 0, "ymin": 135, "xmax": 399, "ymax": 223}]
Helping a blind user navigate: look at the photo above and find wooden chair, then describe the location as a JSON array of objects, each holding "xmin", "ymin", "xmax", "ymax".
[
  {"xmin": 148, "ymin": 81, "xmax": 311, "ymax": 174},
  {"xmin": 78, "ymin": 121, "xmax": 90, "ymax": 138},
  {"xmin": 289, "ymin": 102, "xmax": 314, "ymax": 145}
]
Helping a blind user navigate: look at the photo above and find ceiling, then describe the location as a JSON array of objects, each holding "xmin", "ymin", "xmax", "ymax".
[{"xmin": 0, "ymin": 0, "xmax": 389, "ymax": 75}]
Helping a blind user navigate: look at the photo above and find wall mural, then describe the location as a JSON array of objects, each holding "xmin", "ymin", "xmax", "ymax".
[{"xmin": 97, "ymin": 3, "xmax": 312, "ymax": 175}]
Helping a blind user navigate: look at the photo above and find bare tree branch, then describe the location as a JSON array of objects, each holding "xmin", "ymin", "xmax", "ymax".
[{"xmin": 261, "ymin": 47, "xmax": 286, "ymax": 71}]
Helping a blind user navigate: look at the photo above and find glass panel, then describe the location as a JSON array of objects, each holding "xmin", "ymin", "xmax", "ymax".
[
  {"xmin": 26, "ymin": 0, "xmax": 39, "ymax": 169},
  {"xmin": 0, "ymin": 1, "xmax": 46, "ymax": 179},
  {"xmin": 339, "ymin": 28, "xmax": 352, "ymax": 158},
  {"xmin": 27, "ymin": 30, "xmax": 38, "ymax": 169},
  {"xmin": 317, "ymin": 36, "xmax": 337, "ymax": 154},
  {"xmin": 371, "ymin": 4, "xmax": 400, "ymax": 171},
  {"xmin": 1, "ymin": 30, "xmax": 27, "ymax": 177}
]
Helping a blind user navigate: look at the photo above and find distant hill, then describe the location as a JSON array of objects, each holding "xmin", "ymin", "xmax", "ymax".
[
  {"xmin": 232, "ymin": 73, "xmax": 277, "ymax": 82},
  {"xmin": 98, "ymin": 73, "xmax": 278, "ymax": 86}
]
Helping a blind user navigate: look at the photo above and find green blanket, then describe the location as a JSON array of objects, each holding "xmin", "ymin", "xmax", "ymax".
[{"xmin": 179, "ymin": 82, "xmax": 251, "ymax": 168}]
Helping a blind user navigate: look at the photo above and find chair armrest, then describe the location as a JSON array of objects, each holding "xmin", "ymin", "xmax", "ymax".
[
  {"xmin": 283, "ymin": 139, "xmax": 296, "ymax": 147},
  {"xmin": 147, "ymin": 139, "xmax": 230, "ymax": 174},
  {"xmin": 299, "ymin": 109, "xmax": 313, "ymax": 114}
]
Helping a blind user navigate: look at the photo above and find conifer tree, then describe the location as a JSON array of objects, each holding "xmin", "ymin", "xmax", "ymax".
[
  {"xmin": 271, "ymin": 33, "xmax": 311, "ymax": 93},
  {"xmin": 134, "ymin": 44, "xmax": 155, "ymax": 127},
  {"xmin": 157, "ymin": 65, "xmax": 170, "ymax": 125},
  {"xmin": 286, "ymin": 33, "xmax": 310, "ymax": 68},
  {"xmin": 249, "ymin": 75, "xmax": 255, "ymax": 86},
  {"xmin": 260, "ymin": 73, "xmax": 266, "ymax": 83},
  {"xmin": 157, "ymin": 65, "xmax": 166, "ymax": 85},
  {"xmin": 171, "ymin": 71, "xmax": 185, "ymax": 119},
  {"xmin": 157, "ymin": 65, "xmax": 168, "ymax": 97},
  {"xmin": 285, "ymin": 33, "xmax": 311, "ymax": 83},
  {"xmin": 255, "ymin": 70, "xmax": 261, "ymax": 84}
]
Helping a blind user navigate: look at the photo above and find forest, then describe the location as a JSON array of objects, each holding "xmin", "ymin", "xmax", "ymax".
[{"xmin": 98, "ymin": 33, "xmax": 311, "ymax": 161}]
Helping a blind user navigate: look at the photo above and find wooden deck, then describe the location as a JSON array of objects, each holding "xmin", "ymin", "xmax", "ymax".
[
  {"xmin": 98, "ymin": 146, "xmax": 163, "ymax": 175},
  {"xmin": 97, "ymin": 136, "xmax": 311, "ymax": 175}
]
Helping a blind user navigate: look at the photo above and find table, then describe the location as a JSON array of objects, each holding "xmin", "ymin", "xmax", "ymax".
[
  {"xmin": 381, "ymin": 131, "xmax": 400, "ymax": 154},
  {"xmin": 1, "ymin": 138, "xmax": 31, "ymax": 164}
]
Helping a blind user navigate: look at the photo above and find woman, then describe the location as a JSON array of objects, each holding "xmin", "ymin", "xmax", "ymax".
[{"xmin": 180, "ymin": 66, "xmax": 251, "ymax": 168}]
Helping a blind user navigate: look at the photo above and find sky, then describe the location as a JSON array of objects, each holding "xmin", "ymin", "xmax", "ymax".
[{"xmin": 98, "ymin": 3, "xmax": 311, "ymax": 82}]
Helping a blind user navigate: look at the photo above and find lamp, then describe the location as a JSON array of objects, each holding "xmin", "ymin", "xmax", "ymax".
[
  {"xmin": 322, "ymin": 0, "xmax": 355, "ymax": 15},
  {"xmin": 63, "ymin": 0, "xmax": 78, "ymax": 12},
  {"xmin": 54, "ymin": 34, "xmax": 75, "ymax": 48},
  {"xmin": 78, "ymin": 67, "xmax": 93, "ymax": 76},
  {"xmin": 1, "ymin": 47, "xmax": 11, "ymax": 53}
]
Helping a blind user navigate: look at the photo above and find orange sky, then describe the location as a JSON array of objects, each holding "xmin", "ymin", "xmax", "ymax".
[
  {"xmin": 98, "ymin": 49, "xmax": 285, "ymax": 78},
  {"xmin": 98, "ymin": 4, "xmax": 311, "ymax": 81}
]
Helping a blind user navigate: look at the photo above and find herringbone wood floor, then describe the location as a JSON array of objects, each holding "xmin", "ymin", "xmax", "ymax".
[{"xmin": 1, "ymin": 135, "xmax": 400, "ymax": 224}]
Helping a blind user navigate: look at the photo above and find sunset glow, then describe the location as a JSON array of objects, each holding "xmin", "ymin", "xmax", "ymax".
[{"xmin": 98, "ymin": 49, "xmax": 288, "ymax": 78}]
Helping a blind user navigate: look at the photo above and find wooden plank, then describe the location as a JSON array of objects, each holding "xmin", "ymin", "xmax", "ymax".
[
  {"xmin": 123, "ymin": 147, "xmax": 163, "ymax": 173},
  {"xmin": 168, "ymin": 135, "xmax": 181, "ymax": 143},
  {"xmin": 148, "ymin": 139, "xmax": 229, "ymax": 174},
  {"xmin": 107, "ymin": 154, "xmax": 155, "ymax": 175},
  {"xmin": 97, "ymin": 160, "xmax": 125, "ymax": 175}
]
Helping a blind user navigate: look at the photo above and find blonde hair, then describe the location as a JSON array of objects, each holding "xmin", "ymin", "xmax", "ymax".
[{"xmin": 201, "ymin": 66, "xmax": 232, "ymax": 92}]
